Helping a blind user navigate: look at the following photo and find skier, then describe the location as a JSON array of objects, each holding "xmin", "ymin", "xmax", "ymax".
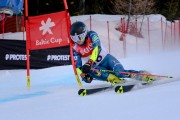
[{"xmin": 70, "ymin": 21, "xmax": 155, "ymax": 85}]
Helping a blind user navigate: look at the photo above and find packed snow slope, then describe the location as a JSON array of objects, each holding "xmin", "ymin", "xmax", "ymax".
[
  {"xmin": 0, "ymin": 50, "xmax": 180, "ymax": 120},
  {"xmin": 0, "ymin": 14, "xmax": 180, "ymax": 120}
]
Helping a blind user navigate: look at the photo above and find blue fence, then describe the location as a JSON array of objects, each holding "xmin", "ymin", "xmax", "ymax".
[{"xmin": 0, "ymin": 0, "xmax": 24, "ymax": 14}]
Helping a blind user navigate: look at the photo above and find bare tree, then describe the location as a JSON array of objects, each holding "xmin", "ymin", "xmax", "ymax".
[
  {"xmin": 111, "ymin": 0, "xmax": 156, "ymax": 38},
  {"xmin": 111, "ymin": 0, "xmax": 156, "ymax": 15}
]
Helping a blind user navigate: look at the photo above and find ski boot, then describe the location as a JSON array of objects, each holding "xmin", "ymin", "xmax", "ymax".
[
  {"xmin": 107, "ymin": 73, "xmax": 125, "ymax": 86},
  {"xmin": 131, "ymin": 70, "xmax": 157, "ymax": 83}
]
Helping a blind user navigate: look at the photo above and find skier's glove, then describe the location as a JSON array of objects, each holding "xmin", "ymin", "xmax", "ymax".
[
  {"xmin": 80, "ymin": 73, "xmax": 93, "ymax": 83},
  {"xmin": 82, "ymin": 59, "xmax": 94, "ymax": 73}
]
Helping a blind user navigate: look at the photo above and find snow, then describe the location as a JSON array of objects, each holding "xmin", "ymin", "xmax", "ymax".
[{"xmin": 0, "ymin": 14, "xmax": 180, "ymax": 120}]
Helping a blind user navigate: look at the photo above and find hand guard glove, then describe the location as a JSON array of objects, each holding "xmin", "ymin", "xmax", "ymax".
[
  {"xmin": 80, "ymin": 73, "xmax": 93, "ymax": 83},
  {"xmin": 82, "ymin": 59, "xmax": 94, "ymax": 74}
]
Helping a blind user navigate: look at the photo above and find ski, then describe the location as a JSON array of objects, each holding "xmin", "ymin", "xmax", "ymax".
[
  {"xmin": 78, "ymin": 75, "xmax": 173, "ymax": 96},
  {"xmin": 78, "ymin": 84, "xmax": 136, "ymax": 96},
  {"xmin": 78, "ymin": 86, "xmax": 113, "ymax": 96}
]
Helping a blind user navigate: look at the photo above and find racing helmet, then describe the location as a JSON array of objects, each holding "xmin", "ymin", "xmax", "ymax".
[{"xmin": 70, "ymin": 21, "xmax": 87, "ymax": 44}]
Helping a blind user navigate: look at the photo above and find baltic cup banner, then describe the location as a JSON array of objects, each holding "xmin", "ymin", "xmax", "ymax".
[{"xmin": 27, "ymin": 11, "xmax": 69, "ymax": 50}]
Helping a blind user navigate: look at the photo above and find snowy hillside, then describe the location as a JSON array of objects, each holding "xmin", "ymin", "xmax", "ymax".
[{"xmin": 0, "ymin": 14, "xmax": 180, "ymax": 120}]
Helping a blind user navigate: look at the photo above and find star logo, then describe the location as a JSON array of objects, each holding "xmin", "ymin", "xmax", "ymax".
[{"xmin": 39, "ymin": 18, "xmax": 55, "ymax": 35}]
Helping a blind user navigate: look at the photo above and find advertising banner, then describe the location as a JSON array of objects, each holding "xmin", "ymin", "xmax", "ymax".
[
  {"xmin": 27, "ymin": 11, "xmax": 69, "ymax": 50},
  {"xmin": 0, "ymin": 39, "xmax": 71, "ymax": 70}
]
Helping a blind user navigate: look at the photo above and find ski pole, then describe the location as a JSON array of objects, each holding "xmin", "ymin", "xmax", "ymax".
[
  {"xmin": 119, "ymin": 72, "xmax": 173, "ymax": 79},
  {"xmin": 95, "ymin": 69, "xmax": 173, "ymax": 79}
]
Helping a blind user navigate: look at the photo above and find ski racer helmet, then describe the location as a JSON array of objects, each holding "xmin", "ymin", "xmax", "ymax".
[{"xmin": 70, "ymin": 21, "xmax": 87, "ymax": 44}]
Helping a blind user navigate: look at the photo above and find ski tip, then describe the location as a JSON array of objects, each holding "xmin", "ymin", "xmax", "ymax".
[{"xmin": 78, "ymin": 89, "xmax": 87, "ymax": 96}]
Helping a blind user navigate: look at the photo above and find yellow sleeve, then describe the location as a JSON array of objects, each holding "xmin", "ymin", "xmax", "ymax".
[
  {"xmin": 76, "ymin": 46, "xmax": 99, "ymax": 75},
  {"xmin": 90, "ymin": 46, "xmax": 99, "ymax": 62},
  {"xmin": 76, "ymin": 68, "xmax": 82, "ymax": 74}
]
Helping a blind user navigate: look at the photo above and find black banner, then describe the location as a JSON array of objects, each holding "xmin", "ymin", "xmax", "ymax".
[{"xmin": 0, "ymin": 39, "xmax": 71, "ymax": 70}]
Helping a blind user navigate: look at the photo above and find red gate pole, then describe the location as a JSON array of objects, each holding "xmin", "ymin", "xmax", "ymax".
[
  {"xmin": 24, "ymin": 0, "xmax": 31, "ymax": 88},
  {"xmin": 64, "ymin": 0, "xmax": 82, "ymax": 87}
]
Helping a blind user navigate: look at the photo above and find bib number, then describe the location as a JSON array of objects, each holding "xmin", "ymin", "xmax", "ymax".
[{"xmin": 96, "ymin": 55, "xmax": 103, "ymax": 62}]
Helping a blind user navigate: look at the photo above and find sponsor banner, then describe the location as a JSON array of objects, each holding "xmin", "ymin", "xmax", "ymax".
[
  {"xmin": 0, "ymin": 39, "xmax": 71, "ymax": 70},
  {"xmin": 27, "ymin": 11, "xmax": 69, "ymax": 50}
]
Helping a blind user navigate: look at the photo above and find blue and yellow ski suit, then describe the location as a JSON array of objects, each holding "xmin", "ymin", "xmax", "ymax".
[{"xmin": 73, "ymin": 30, "xmax": 139, "ymax": 82}]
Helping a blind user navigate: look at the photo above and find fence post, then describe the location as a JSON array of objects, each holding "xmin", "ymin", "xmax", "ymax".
[
  {"xmin": 90, "ymin": 15, "xmax": 92, "ymax": 30},
  {"xmin": 147, "ymin": 17, "xmax": 150, "ymax": 54},
  {"xmin": 164, "ymin": 21, "xmax": 167, "ymax": 50},
  {"xmin": 170, "ymin": 21, "xmax": 174, "ymax": 47},
  {"xmin": 2, "ymin": 13, "xmax": 5, "ymax": 38},
  {"xmin": 179, "ymin": 18, "xmax": 180, "ymax": 41},
  {"xmin": 123, "ymin": 18, "xmax": 126, "ymax": 57},
  {"xmin": 135, "ymin": 18, "xmax": 138, "ymax": 52},
  {"xmin": 107, "ymin": 21, "xmax": 110, "ymax": 53},
  {"xmin": 161, "ymin": 17, "xmax": 164, "ymax": 50}
]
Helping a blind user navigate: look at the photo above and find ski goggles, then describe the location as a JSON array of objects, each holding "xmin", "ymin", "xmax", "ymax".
[{"xmin": 70, "ymin": 32, "xmax": 87, "ymax": 43}]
